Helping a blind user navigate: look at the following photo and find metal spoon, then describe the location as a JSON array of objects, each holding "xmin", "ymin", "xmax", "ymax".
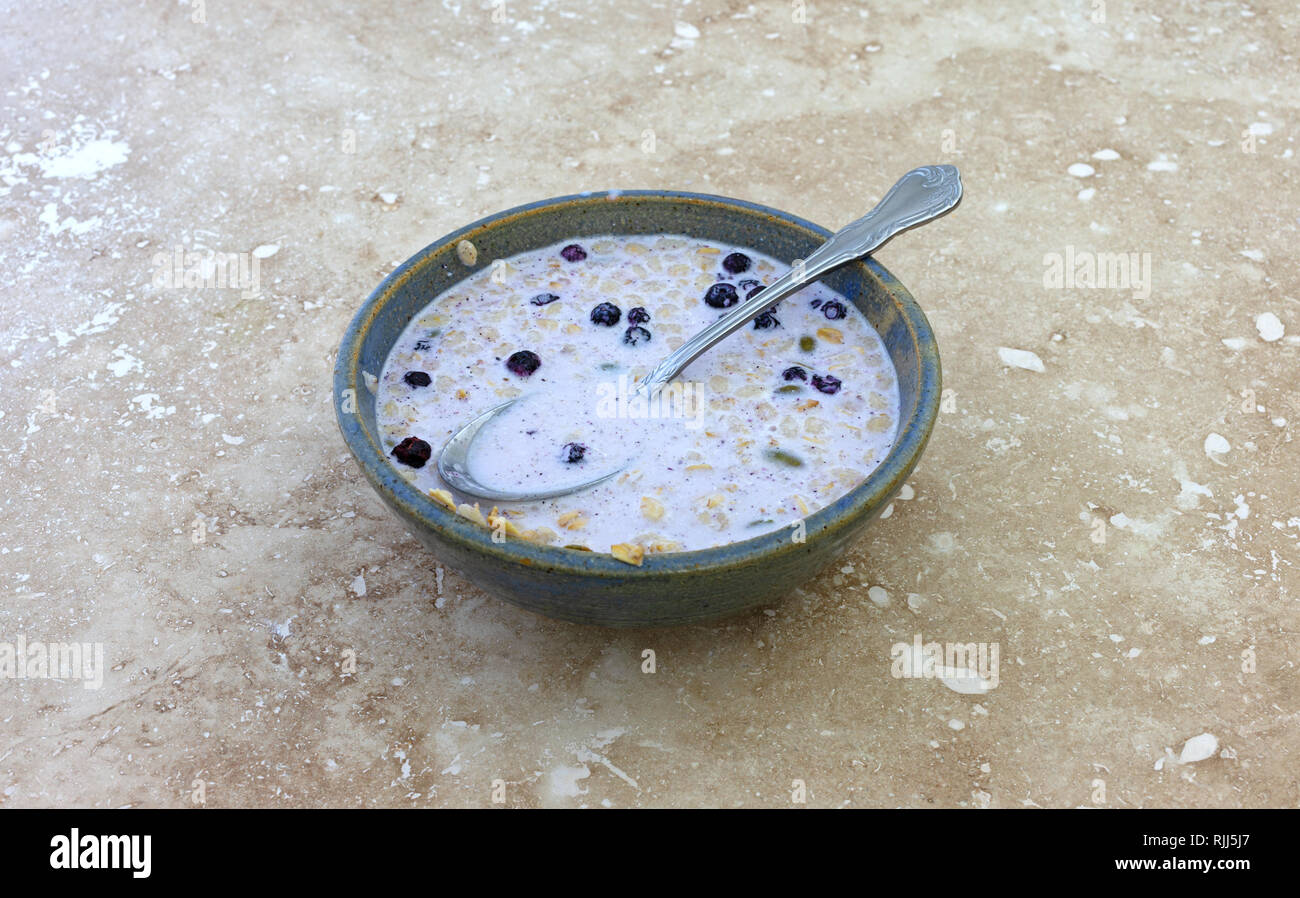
[{"xmin": 438, "ymin": 164, "xmax": 963, "ymax": 501}]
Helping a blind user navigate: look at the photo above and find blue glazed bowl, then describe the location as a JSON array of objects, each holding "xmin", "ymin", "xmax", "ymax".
[{"xmin": 334, "ymin": 190, "xmax": 941, "ymax": 627}]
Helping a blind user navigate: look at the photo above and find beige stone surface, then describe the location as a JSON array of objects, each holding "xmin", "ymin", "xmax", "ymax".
[{"xmin": 1, "ymin": 1, "xmax": 1296, "ymax": 808}]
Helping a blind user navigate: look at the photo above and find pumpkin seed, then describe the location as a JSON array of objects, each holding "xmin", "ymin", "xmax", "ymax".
[{"xmin": 765, "ymin": 448, "xmax": 804, "ymax": 468}]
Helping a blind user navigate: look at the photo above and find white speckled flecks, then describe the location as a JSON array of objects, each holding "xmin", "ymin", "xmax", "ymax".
[{"xmin": 1, "ymin": 0, "xmax": 1296, "ymax": 809}]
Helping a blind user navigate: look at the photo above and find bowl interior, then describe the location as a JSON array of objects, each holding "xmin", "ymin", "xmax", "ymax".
[{"xmin": 335, "ymin": 190, "xmax": 940, "ymax": 577}]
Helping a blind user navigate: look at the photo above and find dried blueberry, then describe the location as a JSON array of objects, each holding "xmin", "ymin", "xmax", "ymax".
[
  {"xmin": 627, "ymin": 306, "xmax": 651, "ymax": 325},
  {"xmin": 561, "ymin": 442, "xmax": 588, "ymax": 463},
  {"xmin": 738, "ymin": 278, "xmax": 761, "ymax": 292},
  {"xmin": 560, "ymin": 244, "xmax": 587, "ymax": 262},
  {"xmin": 782, "ymin": 366, "xmax": 808, "ymax": 382},
  {"xmin": 590, "ymin": 302, "xmax": 621, "ymax": 326},
  {"xmin": 722, "ymin": 252, "xmax": 751, "ymax": 274},
  {"xmin": 821, "ymin": 300, "xmax": 847, "ymax": 320},
  {"xmin": 391, "ymin": 436, "xmax": 431, "ymax": 468},
  {"xmin": 403, "ymin": 371, "xmax": 432, "ymax": 388},
  {"xmin": 703, "ymin": 283, "xmax": 739, "ymax": 308},
  {"xmin": 623, "ymin": 325, "xmax": 652, "ymax": 346},
  {"xmin": 811, "ymin": 373, "xmax": 842, "ymax": 395},
  {"xmin": 530, "ymin": 292, "xmax": 560, "ymax": 306},
  {"xmin": 753, "ymin": 310, "xmax": 781, "ymax": 329},
  {"xmin": 745, "ymin": 284, "xmax": 767, "ymax": 301},
  {"xmin": 506, "ymin": 350, "xmax": 541, "ymax": 377}
]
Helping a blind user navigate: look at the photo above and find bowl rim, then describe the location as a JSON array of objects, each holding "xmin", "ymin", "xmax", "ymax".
[{"xmin": 334, "ymin": 189, "xmax": 941, "ymax": 578}]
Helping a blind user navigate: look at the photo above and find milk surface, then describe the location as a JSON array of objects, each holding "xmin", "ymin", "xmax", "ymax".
[{"xmin": 376, "ymin": 235, "xmax": 900, "ymax": 554}]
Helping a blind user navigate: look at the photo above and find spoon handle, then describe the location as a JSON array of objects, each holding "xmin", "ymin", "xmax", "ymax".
[{"xmin": 638, "ymin": 164, "xmax": 962, "ymax": 394}]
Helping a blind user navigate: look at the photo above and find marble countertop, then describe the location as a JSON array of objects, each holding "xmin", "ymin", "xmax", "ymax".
[{"xmin": 1, "ymin": 1, "xmax": 1295, "ymax": 807}]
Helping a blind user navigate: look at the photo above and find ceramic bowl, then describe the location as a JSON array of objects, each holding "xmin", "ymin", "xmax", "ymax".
[{"xmin": 334, "ymin": 190, "xmax": 941, "ymax": 627}]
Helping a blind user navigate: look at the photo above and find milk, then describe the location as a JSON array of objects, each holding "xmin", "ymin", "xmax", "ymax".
[{"xmin": 376, "ymin": 235, "xmax": 900, "ymax": 555}]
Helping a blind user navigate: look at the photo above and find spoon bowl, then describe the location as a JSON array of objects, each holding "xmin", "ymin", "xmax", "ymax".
[{"xmin": 437, "ymin": 397, "xmax": 628, "ymax": 501}]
